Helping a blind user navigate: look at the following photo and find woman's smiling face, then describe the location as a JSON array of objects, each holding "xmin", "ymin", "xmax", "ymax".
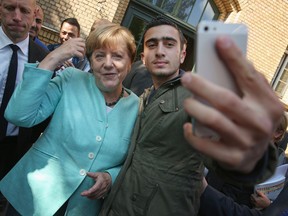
[{"xmin": 90, "ymin": 43, "xmax": 131, "ymax": 93}]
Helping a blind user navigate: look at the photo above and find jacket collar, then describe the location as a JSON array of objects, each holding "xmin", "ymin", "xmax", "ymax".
[{"xmin": 144, "ymin": 69, "xmax": 186, "ymax": 105}]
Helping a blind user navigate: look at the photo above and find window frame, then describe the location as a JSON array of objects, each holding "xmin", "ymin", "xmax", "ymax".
[
  {"xmin": 271, "ymin": 51, "xmax": 288, "ymax": 98},
  {"xmin": 141, "ymin": 0, "xmax": 219, "ymax": 28}
]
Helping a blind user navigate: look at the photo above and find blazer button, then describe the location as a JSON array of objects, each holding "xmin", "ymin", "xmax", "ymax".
[
  {"xmin": 96, "ymin": 136, "xmax": 102, "ymax": 142},
  {"xmin": 88, "ymin": 152, "xmax": 95, "ymax": 159},
  {"xmin": 160, "ymin": 100, "xmax": 165, "ymax": 104},
  {"xmin": 79, "ymin": 169, "xmax": 86, "ymax": 176}
]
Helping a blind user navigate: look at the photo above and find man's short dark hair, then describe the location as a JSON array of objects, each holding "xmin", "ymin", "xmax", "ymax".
[
  {"xmin": 61, "ymin": 18, "xmax": 81, "ymax": 32},
  {"xmin": 142, "ymin": 16, "xmax": 187, "ymax": 50}
]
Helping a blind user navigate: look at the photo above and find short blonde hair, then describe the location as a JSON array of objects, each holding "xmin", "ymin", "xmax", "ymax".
[{"xmin": 86, "ymin": 23, "xmax": 136, "ymax": 64}]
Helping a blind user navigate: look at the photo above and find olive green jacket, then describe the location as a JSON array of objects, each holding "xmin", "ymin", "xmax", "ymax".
[{"xmin": 99, "ymin": 71, "xmax": 277, "ymax": 216}]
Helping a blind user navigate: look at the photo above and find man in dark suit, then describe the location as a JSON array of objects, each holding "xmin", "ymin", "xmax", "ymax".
[
  {"xmin": 123, "ymin": 60, "xmax": 153, "ymax": 96},
  {"xmin": 0, "ymin": 1, "xmax": 49, "ymax": 213},
  {"xmin": 29, "ymin": 4, "xmax": 49, "ymax": 52},
  {"xmin": 0, "ymin": 0, "xmax": 49, "ymax": 180}
]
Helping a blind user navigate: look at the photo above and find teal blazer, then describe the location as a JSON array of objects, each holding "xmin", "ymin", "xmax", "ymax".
[{"xmin": 0, "ymin": 64, "xmax": 139, "ymax": 215}]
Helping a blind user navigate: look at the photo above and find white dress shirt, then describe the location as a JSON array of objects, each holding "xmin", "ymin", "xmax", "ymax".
[{"xmin": 0, "ymin": 26, "xmax": 29, "ymax": 136}]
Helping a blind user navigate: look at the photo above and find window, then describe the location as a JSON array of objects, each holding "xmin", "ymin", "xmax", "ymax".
[
  {"xmin": 143, "ymin": 0, "xmax": 219, "ymax": 27},
  {"xmin": 272, "ymin": 52, "xmax": 288, "ymax": 98}
]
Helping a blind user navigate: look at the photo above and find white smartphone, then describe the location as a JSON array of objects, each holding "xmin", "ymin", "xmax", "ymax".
[{"xmin": 193, "ymin": 21, "xmax": 248, "ymax": 139}]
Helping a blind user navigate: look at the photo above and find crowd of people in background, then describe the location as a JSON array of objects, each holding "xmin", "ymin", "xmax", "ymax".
[{"xmin": 0, "ymin": 0, "xmax": 287, "ymax": 215}]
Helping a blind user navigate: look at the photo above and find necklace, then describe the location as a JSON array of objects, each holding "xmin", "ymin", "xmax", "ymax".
[{"xmin": 105, "ymin": 88, "xmax": 125, "ymax": 107}]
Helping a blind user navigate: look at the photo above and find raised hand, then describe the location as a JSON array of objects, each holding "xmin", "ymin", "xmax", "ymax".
[
  {"xmin": 181, "ymin": 36, "xmax": 283, "ymax": 173},
  {"xmin": 39, "ymin": 38, "xmax": 86, "ymax": 71}
]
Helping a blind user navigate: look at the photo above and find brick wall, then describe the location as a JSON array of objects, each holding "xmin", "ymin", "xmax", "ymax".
[
  {"xmin": 217, "ymin": 0, "xmax": 288, "ymax": 104},
  {"xmin": 37, "ymin": 0, "xmax": 130, "ymax": 45},
  {"xmin": 237, "ymin": 1, "xmax": 288, "ymax": 81}
]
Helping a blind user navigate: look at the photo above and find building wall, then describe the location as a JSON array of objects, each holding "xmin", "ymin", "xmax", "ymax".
[
  {"xmin": 207, "ymin": 0, "xmax": 288, "ymax": 105},
  {"xmin": 37, "ymin": 0, "xmax": 288, "ymax": 104},
  {"xmin": 237, "ymin": 1, "xmax": 288, "ymax": 81},
  {"xmin": 37, "ymin": 0, "xmax": 130, "ymax": 44},
  {"xmin": 227, "ymin": 0, "xmax": 288, "ymax": 104}
]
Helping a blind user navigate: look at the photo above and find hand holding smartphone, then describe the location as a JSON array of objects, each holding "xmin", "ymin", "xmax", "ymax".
[{"xmin": 193, "ymin": 21, "xmax": 248, "ymax": 139}]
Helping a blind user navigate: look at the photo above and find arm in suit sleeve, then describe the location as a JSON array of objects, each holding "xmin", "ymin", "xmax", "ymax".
[
  {"xmin": 199, "ymin": 185, "xmax": 261, "ymax": 216},
  {"xmin": 204, "ymin": 143, "xmax": 278, "ymax": 187},
  {"xmin": 105, "ymin": 165, "xmax": 122, "ymax": 185}
]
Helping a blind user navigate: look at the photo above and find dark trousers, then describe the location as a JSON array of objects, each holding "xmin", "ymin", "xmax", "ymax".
[
  {"xmin": 0, "ymin": 136, "xmax": 18, "ymax": 180},
  {"xmin": 5, "ymin": 201, "xmax": 68, "ymax": 216},
  {"xmin": 5, "ymin": 204, "xmax": 21, "ymax": 216}
]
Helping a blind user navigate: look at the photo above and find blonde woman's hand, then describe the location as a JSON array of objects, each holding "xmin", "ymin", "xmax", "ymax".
[{"xmin": 81, "ymin": 172, "xmax": 112, "ymax": 200}]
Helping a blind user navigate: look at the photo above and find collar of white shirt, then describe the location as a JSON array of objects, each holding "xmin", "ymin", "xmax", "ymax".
[{"xmin": 0, "ymin": 26, "xmax": 29, "ymax": 56}]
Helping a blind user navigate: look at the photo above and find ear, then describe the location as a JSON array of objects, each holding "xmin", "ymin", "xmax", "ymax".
[
  {"xmin": 274, "ymin": 129, "xmax": 284, "ymax": 141},
  {"xmin": 180, "ymin": 48, "xmax": 186, "ymax": 64},
  {"xmin": 140, "ymin": 52, "xmax": 145, "ymax": 65}
]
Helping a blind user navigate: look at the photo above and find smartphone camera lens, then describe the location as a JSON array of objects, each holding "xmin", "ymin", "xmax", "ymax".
[{"xmin": 204, "ymin": 26, "xmax": 209, "ymax": 31}]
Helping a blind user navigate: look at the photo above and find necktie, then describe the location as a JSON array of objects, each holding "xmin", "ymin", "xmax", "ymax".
[{"xmin": 0, "ymin": 44, "xmax": 19, "ymax": 140}]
